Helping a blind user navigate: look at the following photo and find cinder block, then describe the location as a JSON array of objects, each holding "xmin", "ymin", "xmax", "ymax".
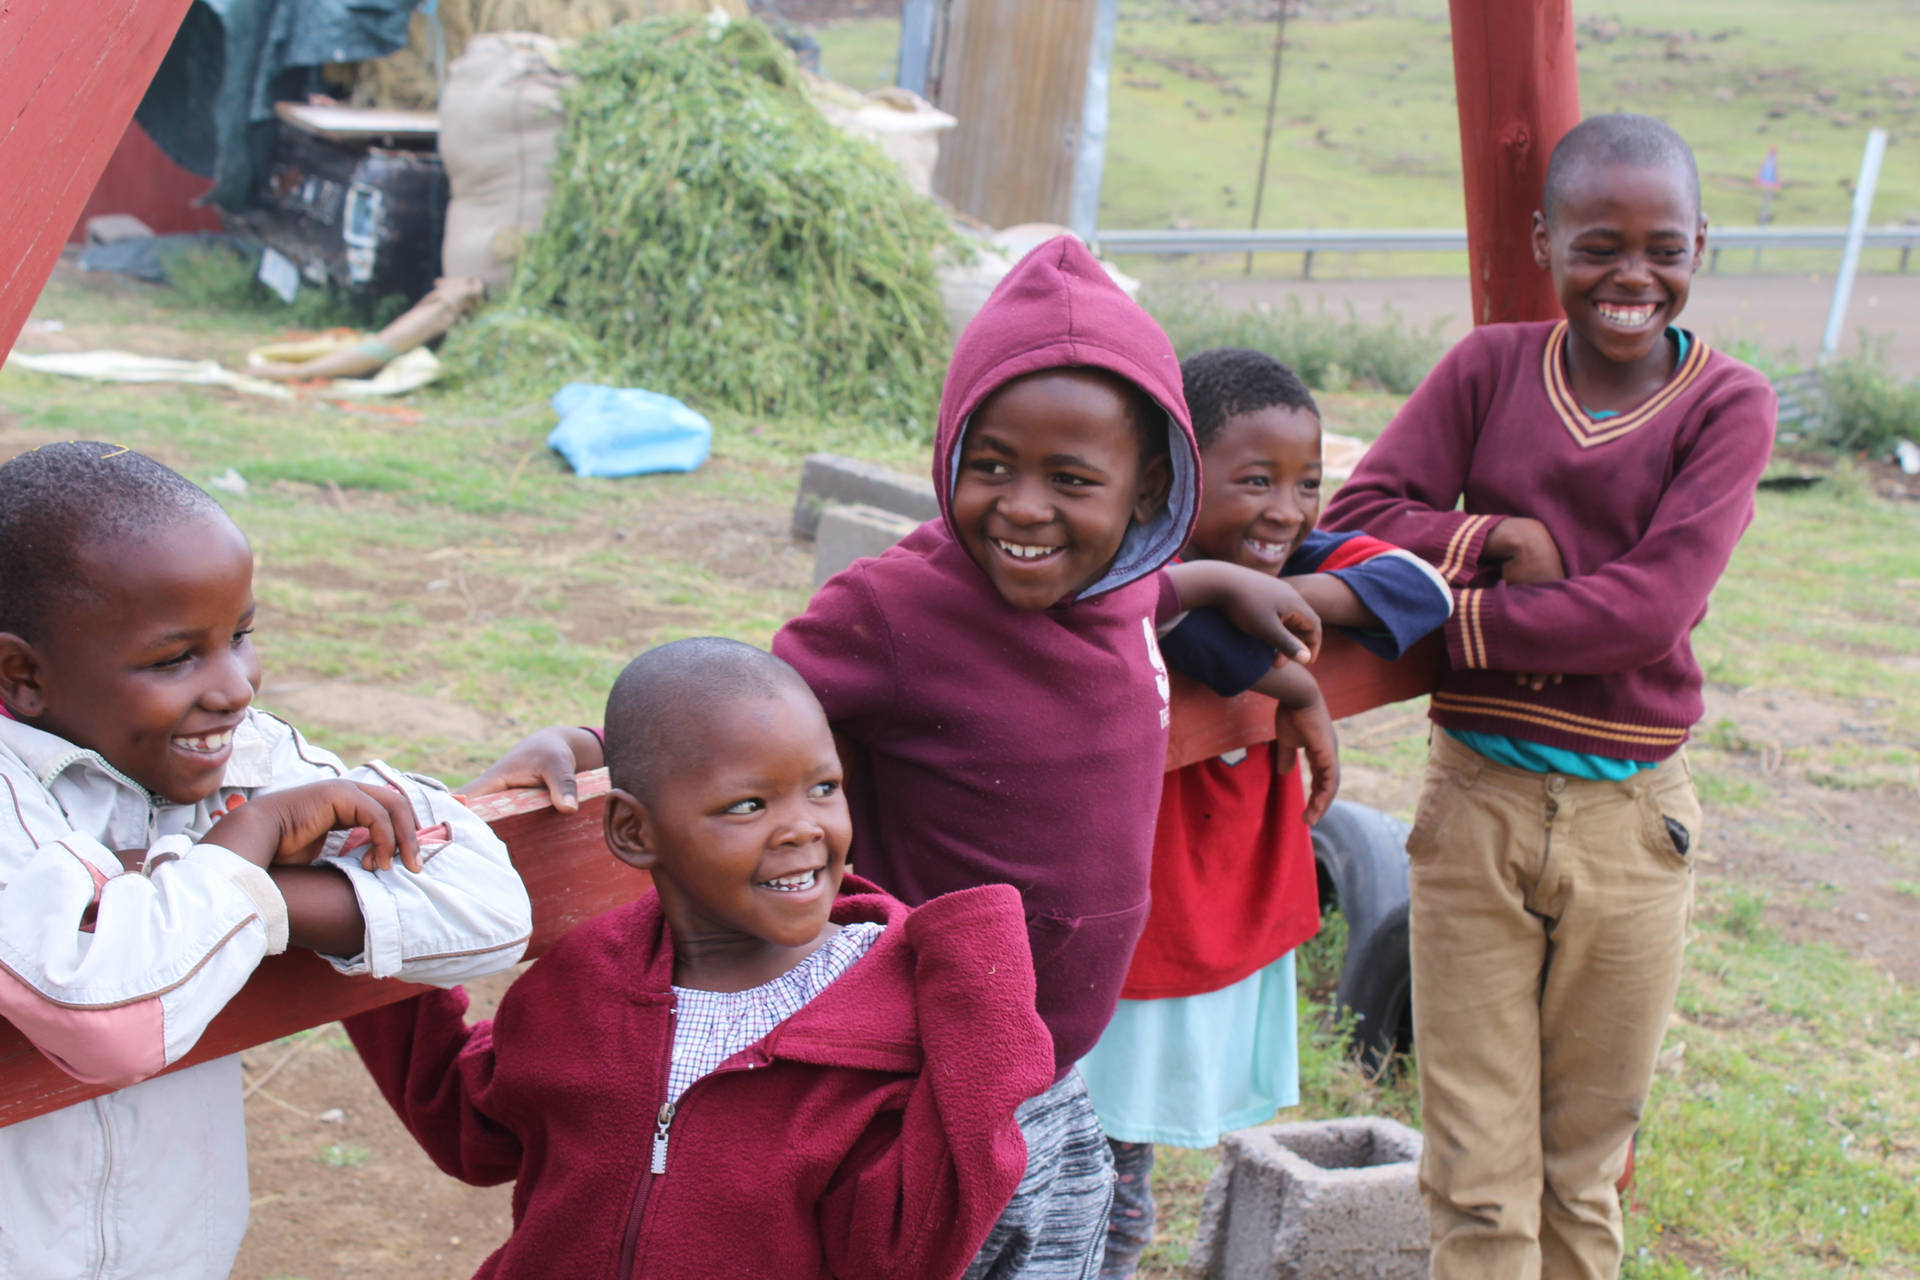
[
  {"xmin": 813, "ymin": 503, "xmax": 919, "ymax": 587},
  {"xmin": 84, "ymin": 214, "xmax": 156, "ymax": 245},
  {"xmin": 1188, "ymin": 1117, "xmax": 1427, "ymax": 1280},
  {"xmin": 790, "ymin": 452, "xmax": 939, "ymax": 540}
]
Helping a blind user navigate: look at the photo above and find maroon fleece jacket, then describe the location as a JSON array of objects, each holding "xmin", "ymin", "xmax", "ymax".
[
  {"xmin": 345, "ymin": 880, "xmax": 1051, "ymax": 1280},
  {"xmin": 1322, "ymin": 321, "xmax": 1775, "ymax": 759},
  {"xmin": 774, "ymin": 236, "xmax": 1202, "ymax": 1079}
]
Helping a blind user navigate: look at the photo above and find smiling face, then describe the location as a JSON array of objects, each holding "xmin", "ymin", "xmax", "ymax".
[
  {"xmin": 949, "ymin": 368, "xmax": 1171, "ymax": 611},
  {"xmin": 1533, "ymin": 158, "xmax": 1705, "ymax": 386},
  {"xmin": 0, "ymin": 513, "xmax": 260, "ymax": 805},
  {"xmin": 1187, "ymin": 405, "xmax": 1323, "ymax": 574},
  {"xmin": 608, "ymin": 683, "xmax": 852, "ymax": 987}
]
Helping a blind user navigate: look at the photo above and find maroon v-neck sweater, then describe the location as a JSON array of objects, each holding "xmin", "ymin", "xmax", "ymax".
[{"xmin": 1323, "ymin": 320, "xmax": 1775, "ymax": 760}]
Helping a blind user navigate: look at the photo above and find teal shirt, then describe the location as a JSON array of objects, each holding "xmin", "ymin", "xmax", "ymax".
[{"xmin": 1449, "ymin": 328, "xmax": 1686, "ymax": 781}]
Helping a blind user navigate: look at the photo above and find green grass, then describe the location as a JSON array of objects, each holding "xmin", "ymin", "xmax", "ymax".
[
  {"xmin": 816, "ymin": 1, "xmax": 1920, "ymax": 279},
  {"xmin": 1629, "ymin": 881, "xmax": 1920, "ymax": 1276},
  {"xmin": 1694, "ymin": 465, "xmax": 1920, "ymax": 741}
]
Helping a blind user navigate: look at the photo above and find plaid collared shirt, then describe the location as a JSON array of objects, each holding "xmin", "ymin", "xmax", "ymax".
[{"xmin": 667, "ymin": 922, "xmax": 884, "ymax": 1104}]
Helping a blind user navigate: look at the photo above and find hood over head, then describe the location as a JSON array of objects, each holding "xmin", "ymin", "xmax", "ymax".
[{"xmin": 932, "ymin": 235, "xmax": 1199, "ymax": 603}]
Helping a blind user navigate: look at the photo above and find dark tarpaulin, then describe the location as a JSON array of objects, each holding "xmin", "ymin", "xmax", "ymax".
[{"xmin": 136, "ymin": 0, "xmax": 428, "ymax": 210}]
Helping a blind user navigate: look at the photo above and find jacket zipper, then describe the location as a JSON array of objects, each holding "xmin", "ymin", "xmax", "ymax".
[
  {"xmin": 91, "ymin": 1097, "xmax": 114, "ymax": 1280},
  {"xmin": 614, "ymin": 1056, "xmax": 758, "ymax": 1280}
]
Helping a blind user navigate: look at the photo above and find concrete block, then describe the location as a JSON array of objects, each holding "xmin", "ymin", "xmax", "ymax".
[
  {"xmin": 790, "ymin": 452, "xmax": 939, "ymax": 540},
  {"xmin": 1188, "ymin": 1117, "xmax": 1427, "ymax": 1280},
  {"xmin": 813, "ymin": 503, "xmax": 919, "ymax": 587},
  {"xmin": 84, "ymin": 214, "xmax": 155, "ymax": 245}
]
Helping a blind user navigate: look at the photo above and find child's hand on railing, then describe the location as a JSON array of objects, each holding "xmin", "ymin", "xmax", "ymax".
[
  {"xmin": 1165, "ymin": 560, "xmax": 1322, "ymax": 665},
  {"xmin": 462, "ymin": 726, "xmax": 605, "ymax": 814},
  {"xmin": 203, "ymin": 780, "xmax": 422, "ymax": 872},
  {"xmin": 1263, "ymin": 667, "xmax": 1340, "ymax": 826}
]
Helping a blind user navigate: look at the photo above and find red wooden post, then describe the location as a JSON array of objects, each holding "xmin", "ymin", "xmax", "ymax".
[
  {"xmin": 0, "ymin": 0, "xmax": 194, "ymax": 357},
  {"xmin": 1447, "ymin": 0, "xmax": 1582, "ymax": 326}
]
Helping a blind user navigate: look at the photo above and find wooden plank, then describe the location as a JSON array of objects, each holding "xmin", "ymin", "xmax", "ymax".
[
  {"xmin": 1165, "ymin": 631, "xmax": 1440, "ymax": 771},
  {"xmin": 0, "ymin": 769, "xmax": 649, "ymax": 1128},
  {"xmin": 273, "ymin": 102, "xmax": 440, "ymax": 145},
  {"xmin": 931, "ymin": 0, "xmax": 1098, "ymax": 227},
  {"xmin": 0, "ymin": 0, "xmax": 195, "ymax": 357},
  {"xmin": 1446, "ymin": 0, "xmax": 1580, "ymax": 326},
  {"xmin": 1, "ymin": 629, "xmax": 1443, "ymax": 1127}
]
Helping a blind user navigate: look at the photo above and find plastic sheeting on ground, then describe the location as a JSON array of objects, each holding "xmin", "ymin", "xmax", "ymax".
[{"xmin": 546, "ymin": 382, "xmax": 711, "ymax": 478}]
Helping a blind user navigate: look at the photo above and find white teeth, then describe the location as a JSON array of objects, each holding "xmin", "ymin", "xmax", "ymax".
[
  {"xmin": 1596, "ymin": 302, "xmax": 1657, "ymax": 328},
  {"xmin": 1248, "ymin": 539, "xmax": 1287, "ymax": 556},
  {"xmin": 174, "ymin": 730, "xmax": 234, "ymax": 753},
  {"xmin": 760, "ymin": 869, "xmax": 819, "ymax": 892},
  {"xmin": 993, "ymin": 539, "xmax": 1058, "ymax": 561}
]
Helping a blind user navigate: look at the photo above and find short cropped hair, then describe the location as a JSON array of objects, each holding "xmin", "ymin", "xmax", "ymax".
[
  {"xmin": 1180, "ymin": 348, "xmax": 1320, "ymax": 450},
  {"xmin": 1542, "ymin": 113, "xmax": 1700, "ymax": 225},
  {"xmin": 0, "ymin": 442, "xmax": 227, "ymax": 642},
  {"xmin": 603, "ymin": 637, "xmax": 813, "ymax": 802}
]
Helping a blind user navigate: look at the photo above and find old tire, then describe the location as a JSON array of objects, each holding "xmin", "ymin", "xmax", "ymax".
[{"xmin": 1311, "ymin": 800, "xmax": 1414, "ymax": 1071}]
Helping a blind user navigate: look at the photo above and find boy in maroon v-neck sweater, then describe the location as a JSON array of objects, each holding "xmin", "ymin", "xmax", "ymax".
[{"xmin": 1323, "ymin": 114, "xmax": 1775, "ymax": 1280}]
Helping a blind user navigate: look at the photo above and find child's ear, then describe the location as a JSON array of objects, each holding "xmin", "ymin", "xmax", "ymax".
[
  {"xmin": 0, "ymin": 634, "xmax": 48, "ymax": 719},
  {"xmin": 603, "ymin": 788, "xmax": 659, "ymax": 872},
  {"xmin": 1691, "ymin": 213, "xmax": 1709, "ymax": 271},
  {"xmin": 1531, "ymin": 210, "xmax": 1552, "ymax": 270},
  {"xmin": 1132, "ymin": 451, "xmax": 1173, "ymax": 525}
]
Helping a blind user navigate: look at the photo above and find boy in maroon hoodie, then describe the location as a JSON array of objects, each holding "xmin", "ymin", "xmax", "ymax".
[
  {"xmin": 470, "ymin": 237, "xmax": 1321, "ymax": 1277},
  {"xmin": 1322, "ymin": 115, "xmax": 1775, "ymax": 1279},
  {"xmin": 347, "ymin": 638, "xmax": 1054, "ymax": 1280}
]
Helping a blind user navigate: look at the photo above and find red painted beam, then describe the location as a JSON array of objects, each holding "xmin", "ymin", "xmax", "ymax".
[
  {"xmin": 1447, "ymin": 0, "xmax": 1581, "ymax": 326},
  {"xmin": 0, "ymin": 632, "xmax": 1444, "ymax": 1126},
  {"xmin": 0, "ymin": 0, "xmax": 195, "ymax": 357},
  {"xmin": 0, "ymin": 770, "xmax": 653, "ymax": 1127},
  {"xmin": 1167, "ymin": 631, "xmax": 1439, "ymax": 771}
]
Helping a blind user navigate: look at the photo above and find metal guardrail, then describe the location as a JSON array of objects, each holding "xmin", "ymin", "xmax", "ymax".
[{"xmin": 1091, "ymin": 225, "xmax": 1920, "ymax": 277}]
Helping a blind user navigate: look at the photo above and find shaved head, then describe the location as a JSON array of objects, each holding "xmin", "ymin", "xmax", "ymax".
[
  {"xmin": 1542, "ymin": 113, "xmax": 1700, "ymax": 226},
  {"xmin": 0, "ymin": 443, "xmax": 230, "ymax": 642},
  {"xmin": 603, "ymin": 638, "xmax": 817, "ymax": 802}
]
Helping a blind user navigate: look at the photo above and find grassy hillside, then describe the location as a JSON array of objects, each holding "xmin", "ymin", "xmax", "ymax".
[{"xmin": 816, "ymin": 0, "xmax": 1920, "ymax": 276}]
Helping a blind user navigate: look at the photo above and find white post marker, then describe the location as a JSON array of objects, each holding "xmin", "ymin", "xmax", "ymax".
[{"xmin": 1821, "ymin": 129, "xmax": 1889, "ymax": 362}]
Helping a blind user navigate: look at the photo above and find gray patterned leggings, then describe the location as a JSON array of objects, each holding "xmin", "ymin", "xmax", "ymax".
[{"xmin": 965, "ymin": 1071, "xmax": 1116, "ymax": 1280}]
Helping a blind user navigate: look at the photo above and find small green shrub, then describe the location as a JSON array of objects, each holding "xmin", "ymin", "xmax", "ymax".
[
  {"xmin": 1811, "ymin": 347, "xmax": 1920, "ymax": 456},
  {"xmin": 1141, "ymin": 286, "xmax": 1445, "ymax": 395}
]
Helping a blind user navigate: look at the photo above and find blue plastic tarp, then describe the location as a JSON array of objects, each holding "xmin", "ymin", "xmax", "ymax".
[{"xmin": 547, "ymin": 383, "xmax": 713, "ymax": 478}]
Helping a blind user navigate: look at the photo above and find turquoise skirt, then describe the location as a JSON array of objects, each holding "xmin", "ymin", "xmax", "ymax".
[{"xmin": 1075, "ymin": 952, "xmax": 1300, "ymax": 1148}]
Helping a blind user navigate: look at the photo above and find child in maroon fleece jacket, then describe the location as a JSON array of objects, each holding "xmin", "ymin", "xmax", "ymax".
[
  {"xmin": 346, "ymin": 639, "xmax": 1053, "ymax": 1280},
  {"xmin": 467, "ymin": 237, "xmax": 1325, "ymax": 1279},
  {"xmin": 1321, "ymin": 115, "xmax": 1775, "ymax": 1280}
]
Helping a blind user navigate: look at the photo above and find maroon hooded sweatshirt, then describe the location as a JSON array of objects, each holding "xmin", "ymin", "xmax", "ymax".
[
  {"xmin": 345, "ymin": 880, "xmax": 1052, "ymax": 1280},
  {"xmin": 774, "ymin": 236, "xmax": 1202, "ymax": 1078}
]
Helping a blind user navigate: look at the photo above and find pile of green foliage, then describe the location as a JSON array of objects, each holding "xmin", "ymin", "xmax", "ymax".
[
  {"xmin": 465, "ymin": 15, "xmax": 956, "ymax": 435},
  {"xmin": 1141, "ymin": 286, "xmax": 1444, "ymax": 395}
]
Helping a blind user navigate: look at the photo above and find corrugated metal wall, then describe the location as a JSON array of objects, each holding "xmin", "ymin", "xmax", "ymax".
[{"xmin": 930, "ymin": 0, "xmax": 1098, "ymax": 228}]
